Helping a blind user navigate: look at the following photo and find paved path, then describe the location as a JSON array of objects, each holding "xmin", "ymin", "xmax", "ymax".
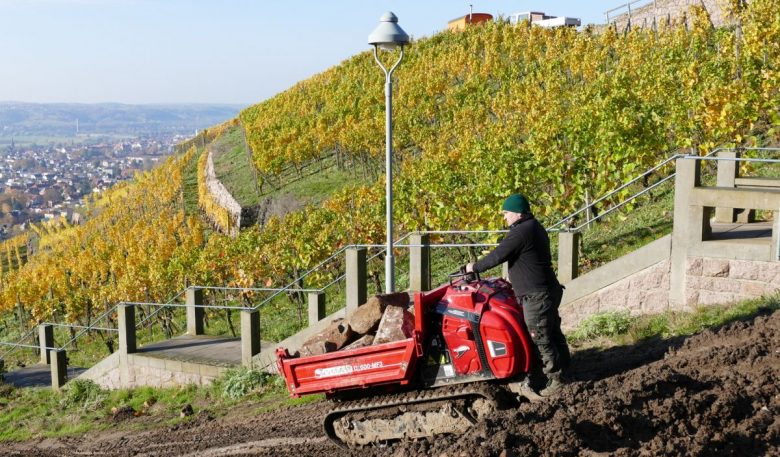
[
  {"xmin": 710, "ymin": 220, "xmax": 772, "ymax": 241},
  {"xmin": 138, "ymin": 334, "xmax": 274, "ymax": 367},
  {"xmin": 4, "ymin": 364, "xmax": 86, "ymax": 388}
]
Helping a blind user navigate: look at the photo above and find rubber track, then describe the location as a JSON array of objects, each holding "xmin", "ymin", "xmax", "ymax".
[{"xmin": 323, "ymin": 382, "xmax": 501, "ymax": 447}]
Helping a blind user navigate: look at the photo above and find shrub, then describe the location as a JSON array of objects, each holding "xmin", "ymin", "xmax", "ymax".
[
  {"xmin": 628, "ymin": 314, "xmax": 671, "ymax": 341},
  {"xmin": 0, "ymin": 382, "xmax": 13, "ymax": 399},
  {"xmin": 570, "ymin": 311, "xmax": 633, "ymax": 342},
  {"xmin": 218, "ymin": 367, "xmax": 283, "ymax": 400},
  {"xmin": 60, "ymin": 379, "xmax": 107, "ymax": 411}
]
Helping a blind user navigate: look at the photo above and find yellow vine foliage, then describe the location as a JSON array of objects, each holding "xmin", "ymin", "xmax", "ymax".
[
  {"xmin": 241, "ymin": 2, "xmax": 780, "ymax": 223},
  {"xmin": 2, "ymin": 2, "xmax": 780, "ymax": 325},
  {"xmin": 0, "ymin": 147, "xmax": 207, "ymax": 322},
  {"xmin": 196, "ymin": 147, "xmax": 233, "ymax": 235}
]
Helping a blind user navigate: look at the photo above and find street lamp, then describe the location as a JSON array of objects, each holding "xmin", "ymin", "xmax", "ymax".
[{"xmin": 368, "ymin": 11, "xmax": 409, "ymax": 293}]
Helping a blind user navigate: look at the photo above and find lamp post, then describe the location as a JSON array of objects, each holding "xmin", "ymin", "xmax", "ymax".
[{"xmin": 368, "ymin": 11, "xmax": 409, "ymax": 294}]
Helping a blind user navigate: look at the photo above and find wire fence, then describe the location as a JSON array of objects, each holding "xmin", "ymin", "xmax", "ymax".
[{"xmin": 3, "ymin": 147, "xmax": 779, "ymax": 369}]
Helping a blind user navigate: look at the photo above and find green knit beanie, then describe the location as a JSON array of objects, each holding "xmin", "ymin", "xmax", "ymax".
[{"xmin": 502, "ymin": 193, "xmax": 531, "ymax": 214}]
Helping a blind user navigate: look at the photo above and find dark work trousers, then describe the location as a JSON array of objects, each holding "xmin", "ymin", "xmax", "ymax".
[{"xmin": 521, "ymin": 284, "xmax": 571, "ymax": 376}]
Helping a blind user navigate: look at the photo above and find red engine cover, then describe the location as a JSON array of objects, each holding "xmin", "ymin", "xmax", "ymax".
[
  {"xmin": 442, "ymin": 314, "xmax": 481, "ymax": 375},
  {"xmin": 439, "ymin": 278, "xmax": 533, "ymax": 380}
]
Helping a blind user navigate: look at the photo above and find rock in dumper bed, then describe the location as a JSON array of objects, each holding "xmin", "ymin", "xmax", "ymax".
[{"xmin": 297, "ymin": 292, "xmax": 413, "ymax": 357}]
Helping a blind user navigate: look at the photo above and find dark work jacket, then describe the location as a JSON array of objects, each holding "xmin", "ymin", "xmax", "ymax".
[{"xmin": 472, "ymin": 216, "xmax": 559, "ymax": 297}]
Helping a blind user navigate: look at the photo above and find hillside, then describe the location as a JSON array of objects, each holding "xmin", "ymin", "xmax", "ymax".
[{"xmin": 0, "ymin": 1, "xmax": 778, "ymax": 336}]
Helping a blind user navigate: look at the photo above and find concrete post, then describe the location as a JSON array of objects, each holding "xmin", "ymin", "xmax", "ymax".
[
  {"xmin": 49, "ymin": 349, "xmax": 67, "ymax": 391},
  {"xmin": 772, "ymin": 208, "xmax": 780, "ymax": 261},
  {"xmin": 670, "ymin": 157, "xmax": 701, "ymax": 307},
  {"xmin": 38, "ymin": 324, "xmax": 54, "ymax": 364},
  {"xmin": 118, "ymin": 304, "xmax": 136, "ymax": 354},
  {"xmin": 715, "ymin": 150, "xmax": 755, "ymax": 223},
  {"xmin": 308, "ymin": 291, "xmax": 326, "ymax": 326},
  {"xmin": 118, "ymin": 304, "xmax": 136, "ymax": 387},
  {"xmin": 346, "ymin": 247, "xmax": 367, "ymax": 314},
  {"xmin": 240, "ymin": 309, "xmax": 260, "ymax": 368},
  {"xmin": 186, "ymin": 288, "xmax": 205, "ymax": 335},
  {"xmin": 502, "ymin": 262, "xmax": 509, "ymax": 281},
  {"xmin": 409, "ymin": 234, "xmax": 431, "ymax": 292},
  {"xmin": 557, "ymin": 231, "xmax": 581, "ymax": 284},
  {"xmin": 715, "ymin": 150, "xmax": 738, "ymax": 222}
]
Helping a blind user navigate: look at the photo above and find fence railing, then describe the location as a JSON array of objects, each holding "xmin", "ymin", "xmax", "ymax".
[
  {"xmin": 3, "ymin": 145, "xmax": 779, "ymax": 385},
  {"xmin": 604, "ymin": 0, "xmax": 654, "ymax": 24}
]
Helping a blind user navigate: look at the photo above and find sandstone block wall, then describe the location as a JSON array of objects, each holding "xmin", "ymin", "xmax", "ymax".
[
  {"xmin": 78, "ymin": 353, "xmax": 228, "ymax": 389},
  {"xmin": 561, "ymin": 259, "xmax": 671, "ymax": 330},
  {"xmin": 561, "ymin": 255, "xmax": 780, "ymax": 330},
  {"xmin": 205, "ymin": 150, "xmax": 243, "ymax": 236},
  {"xmin": 609, "ymin": 0, "xmax": 729, "ymax": 30},
  {"xmin": 685, "ymin": 257, "xmax": 780, "ymax": 306}
]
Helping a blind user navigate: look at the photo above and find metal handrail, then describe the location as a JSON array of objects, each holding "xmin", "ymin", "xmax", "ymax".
[
  {"xmin": 605, "ymin": 0, "xmax": 652, "ymax": 15},
  {"xmin": 120, "ymin": 300, "xmax": 254, "ymax": 311},
  {"xmin": 41, "ymin": 322, "xmax": 118, "ymax": 332},
  {"xmin": 685, "ymin": 156, "xmax": 780, "ymax": 164},
  {"xmin": 548, "ymin": 152, "xmax": 683, "ymax": 230},
  {"xmin": 135, "ymin": 287, "xmax": 190, "ymax": 328},
  {"xmin": 0, "ymin": 326, "xmax": 39, "ymax": 359},
  {"xmin": 60, "ymin": 305, "xmax": 120, "ymax": 351},
  {"xmin": 565, "ymin": 146, "xmax": 780, "ymax": 231},
  {"xmin": 7, "ymin": 146, "xmax": 780, "ymax": 361},
  {"xmin": 571, "ymin": 173, "xmax": 677, "ymax": 231},
  {"xmin": 192, "ymin": 286, "xmax": 322, "ymax": 293},
  {"xmin": 604, "ymin": 0, "xmax": 654, "ymax": 23},
  {"xmin": 0, "ymin": 341, "xmax": 59, "ymax": 351}
]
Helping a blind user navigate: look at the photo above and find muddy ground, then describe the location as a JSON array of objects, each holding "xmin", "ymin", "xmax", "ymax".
[{"xmin": 6, "ymin": 309, "xmax": 780, "ymax": 457}]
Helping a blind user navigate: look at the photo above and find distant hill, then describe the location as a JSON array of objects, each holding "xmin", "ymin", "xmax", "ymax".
[{"xmin": 0, "ymin": 102, "xmax": 244, "ymax": 137}]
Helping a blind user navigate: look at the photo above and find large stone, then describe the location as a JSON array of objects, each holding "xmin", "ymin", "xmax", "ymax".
[
  {"xmin": 373, "ymin": 305, "xmax": 415, "ymax": 345},
  {"xmin": 343, "ymin": 334, "xmax": 374, "ymax": 350},
  {"xmin": 708, "ymin": 277, "xmax": 743, "ymax": 294},
  {"xmin": 348, "ymin": 292, "xmax": 410, "ymax": 335},
  {"xmin": 701, "ymin": 259, "xmax": 730, "ymax": 278},
  {"xmin": 685, "ymin": 257, "xmax": 703, "ymax": 276},
  {"xmin": 370, "ymin": 292, "xmax": 410, "ymax": 310},
  {"xmin": 697, "ymin": 290, "xmax": 737, "ymax": 306},
  {"xmin": 728, "ymin": 260, "xmax": 759, "ymax": 280},
  {"xmin": 740, "ymin": 281, "xmax": 776, "ymax": 297},
  {"xmin": 299, "ymin": 319, "xmax": 354, "ymax": 357},
  {"xmin": 642, "ymin": 290, "xmax": 669, "ymax": 313}
]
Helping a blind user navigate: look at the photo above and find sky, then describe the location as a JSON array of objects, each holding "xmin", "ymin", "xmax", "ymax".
[{"xmin": 0, "ymin": 0, "xmax": 622, "ymax": 107}]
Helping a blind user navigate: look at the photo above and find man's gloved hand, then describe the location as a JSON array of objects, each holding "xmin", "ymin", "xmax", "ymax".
[{"xmin": 465, "ymin": 263, "xmax": 474, "ymax": 273}]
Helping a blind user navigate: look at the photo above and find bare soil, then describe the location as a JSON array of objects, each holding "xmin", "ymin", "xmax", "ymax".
[{"xmin": 5, "ymin": 309, "xmax": 779, "ymax": 457}]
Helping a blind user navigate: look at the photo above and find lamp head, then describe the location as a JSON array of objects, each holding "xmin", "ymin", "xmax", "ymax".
[{"xmin": 368, "ymin": 11, "xmax": 409, "ymax": 51}]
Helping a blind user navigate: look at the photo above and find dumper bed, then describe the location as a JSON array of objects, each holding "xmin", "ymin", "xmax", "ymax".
[{"xmin": 276, "ymin": 285, "xmax": 448, "ymax": 397}]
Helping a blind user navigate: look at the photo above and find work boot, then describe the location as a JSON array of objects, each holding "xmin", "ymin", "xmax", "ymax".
[
  {"xmin": 539, "ymin": 372, "xmax": 565, "ymax": 397},
  {"xmin": 508, "ymin": 376, "xmax": 544, "ymax": 403}
]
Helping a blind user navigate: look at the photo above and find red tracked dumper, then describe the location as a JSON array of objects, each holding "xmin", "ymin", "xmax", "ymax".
[{"xmin": 276, "ymin": 273, "xmax": 536, "ymax": 446}]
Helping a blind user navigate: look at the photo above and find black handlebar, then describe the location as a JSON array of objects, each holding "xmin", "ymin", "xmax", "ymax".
[{"xmin": 448, "ymin": 267, "xmax": 480, "ymax": 286}]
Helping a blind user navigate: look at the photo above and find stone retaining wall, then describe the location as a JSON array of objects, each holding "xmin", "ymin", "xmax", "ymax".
[
  {"xmin": 205, "ymin": 150, "xmax": 243, "ymax": 236},
  {"xmin": 562, "ymin": 255, "xmax": 780, "ymax": 330},
  {"xmin": 78, "ymin": 353, "xmax": 228, "ymax": 389},
  {"xmin": 685, "ymin": 257, "xmax": 780, "ymax": 306},
  {"xmin": 610, "ymin": 0, "xmax": 729, "ymax": 30},
  {"xmin": 561, "ymin": 259, "xmax": 671, "ymax": 329}
]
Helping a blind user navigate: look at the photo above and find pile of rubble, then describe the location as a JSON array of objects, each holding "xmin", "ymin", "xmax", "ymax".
[{"xmin": 298, "ymin": 292, "xmax": 414, "ymax": 357}]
